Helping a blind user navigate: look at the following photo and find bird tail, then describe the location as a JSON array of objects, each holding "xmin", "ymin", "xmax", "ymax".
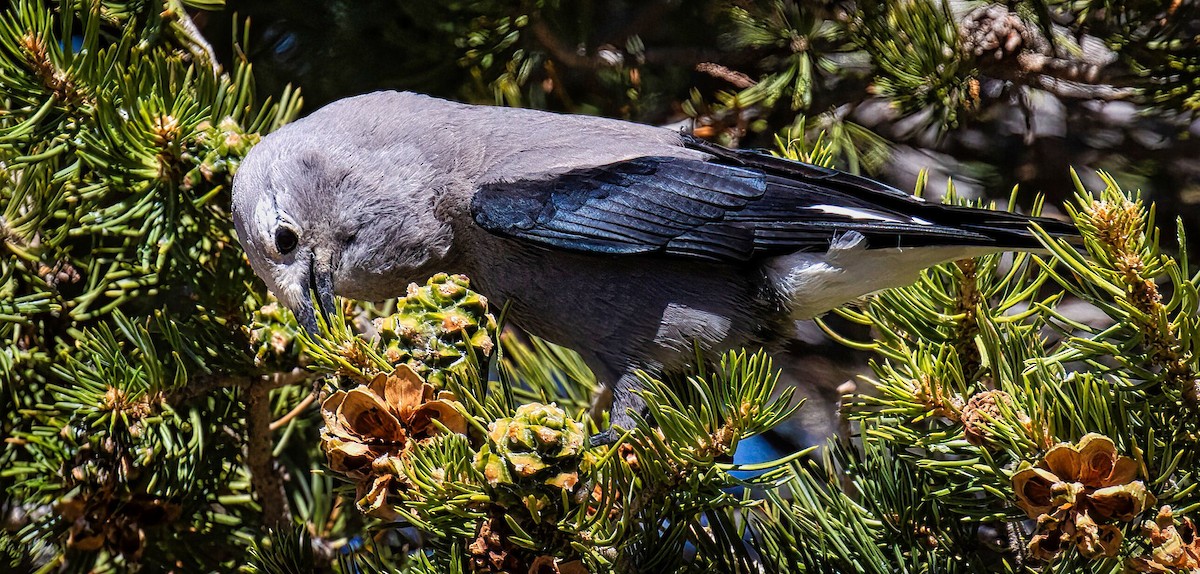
[{"xmin": 929, "ymin": 204, "xmax": 1081, "ymax": 251}]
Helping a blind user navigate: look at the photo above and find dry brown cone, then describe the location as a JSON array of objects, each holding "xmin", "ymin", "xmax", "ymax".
[
  {"xmin": 57, "ymin": 495, "xmax": 182, "ymax": 560},
  {"xmin": 961, "ymin": 390, "xmax": 1005, "ymax": 446},
  {"xmin": 1012, "ymin": 433, "xmax": 1156, "ymax": 560},
  {"xmin": 960, "ymin": 5, "xmax": 1045, "ymax": 62},
  {"xmin": 468, "ymin": 514, "xmax": 523, "ymax": 573},
  {"xmin": 960, "ymin": 389, "xmax": 1046, "ymax": 451},
  {"xmin": 320, "ymin": 364, "xmax": 467, "ymax": 516},
  {"xmin": 467, "ymin": 518, "xmax": 590, "ymax": 574},
  {"xmin": 1128, "ymin": 506, "xmax": 1200, "ymax": 572}
]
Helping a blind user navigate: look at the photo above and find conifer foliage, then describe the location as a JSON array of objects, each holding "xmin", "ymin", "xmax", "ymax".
[
  {"xmin": 1, "ymin": 0, "xmax": 302, "ymax": 569},
  {"xmin": 2, "ymin": 1, "xmax": 1199, "ymax": 573}
]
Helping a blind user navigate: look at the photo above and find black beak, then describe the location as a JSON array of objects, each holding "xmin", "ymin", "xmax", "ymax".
[{"xmin": 296, "ymin": 253, "xmax": 336, "ymax": 334}]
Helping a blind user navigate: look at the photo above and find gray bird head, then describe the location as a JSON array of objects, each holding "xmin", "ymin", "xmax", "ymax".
[{"xmin": 231, "ymin": 93, "xmax": 460, "ymax": 331}]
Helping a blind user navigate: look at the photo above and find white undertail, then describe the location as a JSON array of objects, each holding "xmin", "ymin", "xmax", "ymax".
[{"xmin": 766, "ymin": 231, "xmax": 1000, "ymax": 319}]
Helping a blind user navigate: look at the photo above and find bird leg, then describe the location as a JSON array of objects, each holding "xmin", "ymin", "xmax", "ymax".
[{"xmin": 589, "ymin": 372, "xmax": 650, "ymax": 446}]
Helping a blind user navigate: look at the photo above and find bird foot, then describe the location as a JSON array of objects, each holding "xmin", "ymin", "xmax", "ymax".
[{"xmin": 588, "ymin": 428, "xmax": 621, "ymax": 447}]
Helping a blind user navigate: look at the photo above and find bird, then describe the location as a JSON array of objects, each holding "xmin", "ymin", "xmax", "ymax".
[{"xmin": 231, "ymin": 91, "xmax": 1077, "ymax": 442}]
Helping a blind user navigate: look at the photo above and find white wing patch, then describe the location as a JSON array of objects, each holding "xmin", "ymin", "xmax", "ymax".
[
  {"xmin": 807, "ymin": 204, "xmax": 898, "ymax": 223},
  {"xmin": 809, "ymin": 204, "xmax": 934, "ymax": 226}
]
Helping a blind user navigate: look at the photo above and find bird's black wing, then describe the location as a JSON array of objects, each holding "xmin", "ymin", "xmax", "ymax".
[{"xmin": 471, "ymin": 135, "xmax": 1076, "ymax": 262}]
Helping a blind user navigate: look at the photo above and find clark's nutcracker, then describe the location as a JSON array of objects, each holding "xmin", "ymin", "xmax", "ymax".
[{"xmin": 231, "ymin": 91, "xmax": 1076, "ymax": 440}]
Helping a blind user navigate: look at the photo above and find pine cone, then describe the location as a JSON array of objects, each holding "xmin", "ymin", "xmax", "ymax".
[
  {"xmin": 320, "ymin": 364, "xmax": 467, "ymax": 516},
  {"xmin": 181, "ymin": 117, "xmax": 260, "ymax": 191},
  {"xmin": 58, "ymin": 495, "xmax": 181, "ymax": 560},
  {"xmin": 249, "ymin": 302, "xmax": 301, "ymax": 368},
  {"xmin": 960, "ymin": 390, "xmax": 1029, "ymax": 448},
  {"xmin": 468, "ymin": 515, "xmax": 522, "ymax": 573},
  {"xmin": 475, "ymin": 403, "xmax": 586, "ymax": 516},
  {"xmin": 1012, "ymin": 433, "xmax": 1157, "ymax": 560},
  {"xmin": 375, "ymin": 273, "xmax": 497, "ymax": 386},
  {"xmin": 1128, "ymin": 506, "xmax": 1200, "ymax": 572}
]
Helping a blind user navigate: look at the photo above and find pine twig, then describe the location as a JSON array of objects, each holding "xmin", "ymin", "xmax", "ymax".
[
  {"xmin": 247, "ymin": 382, "xmax": 290, "ymax": 528},
  {"xmin": 270, "ymin": 390, "xmax": 317, "ymax": 431},
  {"xmin": 696, "ymin": 63, "xmax": 757, "ymax": 89},
  {"xmin": 172, "ymin": 368, "xmax": 312, "ymax": 528},
  {"xmin": 170, "ymin": 368, "xmax": 312, "ymax": 403}
]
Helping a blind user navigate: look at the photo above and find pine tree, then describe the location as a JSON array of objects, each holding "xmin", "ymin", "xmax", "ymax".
[
  {"xmin": 3, "ymin": 1, "xmax": 1198, "ymax": 573},
  {"xmin": 0, "ymin": 0, "xmax": 303, "ymax": 569}
]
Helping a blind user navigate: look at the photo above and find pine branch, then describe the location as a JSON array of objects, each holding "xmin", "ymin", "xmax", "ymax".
[{"xmin": 247, "ymin": 383, "xmax": 291, "ymax": 528}]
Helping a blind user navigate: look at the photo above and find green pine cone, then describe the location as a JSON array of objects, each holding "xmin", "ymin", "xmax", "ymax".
[
  {"xmin": 180, "ymin": 117, "xmax": 260, "ymax": 191},
  {"xmin": 475, "ymin": 403, "xmax": 586, "ymax": 497},
  {"xmin": 374, "ymin": 273, "xmax": 497, "ymax": 386},
  {"xmin": 249, "ymin": 302, "xmax": 302, "ymax": 368}
]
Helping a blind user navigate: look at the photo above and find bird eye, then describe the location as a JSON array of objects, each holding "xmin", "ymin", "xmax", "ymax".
[{"xmin": 275, "ymin": 226, "xmax": 298, "ymax": 255}]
